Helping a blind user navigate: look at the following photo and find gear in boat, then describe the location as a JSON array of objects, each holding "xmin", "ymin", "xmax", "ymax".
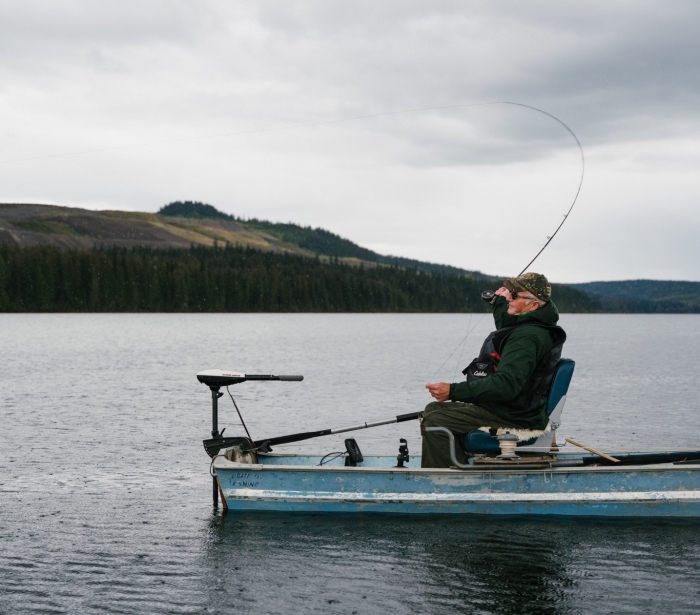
[{"xmin": 197, "ymin": 363, "xmax": 700, "ymax": 469}]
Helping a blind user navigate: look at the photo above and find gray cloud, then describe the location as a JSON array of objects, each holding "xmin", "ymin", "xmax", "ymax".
[{"xmin": 0, "ymin": 1, "xmax": 699, "ymax": 281}]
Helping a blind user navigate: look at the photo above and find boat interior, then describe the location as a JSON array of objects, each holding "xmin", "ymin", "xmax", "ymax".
[{"xmin": 212, "ymin": 358, "xmax": 700, "ymax": 471}]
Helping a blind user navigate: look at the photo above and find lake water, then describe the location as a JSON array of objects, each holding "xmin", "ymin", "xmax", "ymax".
[{"xmin": 1, "ymin": 313, "xmax": 700, "ymax": 614}]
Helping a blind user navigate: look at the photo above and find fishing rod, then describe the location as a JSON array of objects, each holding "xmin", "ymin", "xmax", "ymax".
[{"xmin": 253, "ymin": 411, "xmax": 422, "ymax": 452}]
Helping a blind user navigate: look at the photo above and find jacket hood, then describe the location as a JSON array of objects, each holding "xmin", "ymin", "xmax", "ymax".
[{"xmin": 515, "ymin": 299, "xmax": 559, "ymax": 326}]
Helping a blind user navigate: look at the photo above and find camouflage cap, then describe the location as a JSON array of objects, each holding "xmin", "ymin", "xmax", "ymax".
[{"xmin": 503, "ymin": 272, "xmax": 551, "ymax": 303}]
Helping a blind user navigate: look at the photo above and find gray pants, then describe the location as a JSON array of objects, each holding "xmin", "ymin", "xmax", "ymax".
[{"xmin": 420, "ymin": 401, "xmax": 523, "ymax": 468}]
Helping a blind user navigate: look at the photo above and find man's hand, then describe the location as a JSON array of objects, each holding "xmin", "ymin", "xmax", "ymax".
[
  {"xmin": 494, "ymin": 286, "xmax": 508, "ymax": 297},
  {"xmin": 425, "ymin": 382, "xmax": 450, "ymax": 402}
]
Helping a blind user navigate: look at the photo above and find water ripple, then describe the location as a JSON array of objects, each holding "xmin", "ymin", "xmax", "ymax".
[{"xmin": 2, "ymin": 314, "xmax": 700, "ymax": 614}]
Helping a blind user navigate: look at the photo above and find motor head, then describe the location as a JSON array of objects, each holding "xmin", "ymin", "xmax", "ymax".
[
  {"xmin": 197, "ymin": 370, "xmax": 304, "ymax": 388},
  {"xmin": 197, "ymin": 370, "xmax": 246, "ymax": 388}
]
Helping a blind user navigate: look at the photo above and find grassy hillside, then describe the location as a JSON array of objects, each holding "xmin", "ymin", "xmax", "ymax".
[
  {"xmin": 0, "ymin": 201, "xmax": 483, "ymax": 277},
  {"xmin": 160, "ymin": 201, "xmax": 483, "ymax": 276},
  {"xmin": 0, "ymin": 202, "xmax": 286, "ymax": 253}
]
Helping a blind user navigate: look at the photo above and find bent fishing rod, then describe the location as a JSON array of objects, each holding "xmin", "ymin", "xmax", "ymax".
[
  {"xmin": 4, "ymin": 99, "xmax": 583, "ymax": 287},
  {"xmin": 426, "ymin": 103, "xmax": 585, "ymax": 381},
  {"xmin": 506, "ymin": 102, "xmax": 584, "ymax": 275}
]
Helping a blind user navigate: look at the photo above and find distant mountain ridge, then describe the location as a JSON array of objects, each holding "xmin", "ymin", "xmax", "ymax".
[
  {"xmin": 571, "ymin": 280, "xmax": 700, "ymax": 313},
  {"xmin": 2, "ymin": 200, "xmax": 697, "ymax": 312}
]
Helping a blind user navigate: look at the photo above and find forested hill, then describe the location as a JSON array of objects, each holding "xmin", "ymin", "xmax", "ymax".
[
  {"xmin": 571, "ymin": 280, "xmax": 700, "ymax": 313},
  {"xmin": 3, "ymin": 200, "xmax": 696, "ymax": 313},
  {"xmin": 0, "ymin": 244, "xmax": 597, "ymax": 313}
]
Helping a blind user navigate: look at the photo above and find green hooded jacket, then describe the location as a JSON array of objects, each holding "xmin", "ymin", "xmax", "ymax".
[{"xmin": 448, "ymin": 295, "xmax": 561, "ymax": 429}]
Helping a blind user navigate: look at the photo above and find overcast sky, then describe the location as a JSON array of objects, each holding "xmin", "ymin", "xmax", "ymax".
[{"xmin": 1, "ymin": 1, "xmax": 699, "ymax": 282}]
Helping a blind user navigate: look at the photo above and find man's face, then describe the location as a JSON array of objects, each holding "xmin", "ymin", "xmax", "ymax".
[{"xmin": 504, "ymin": 288, "xmax": 540, "ymax": 315}]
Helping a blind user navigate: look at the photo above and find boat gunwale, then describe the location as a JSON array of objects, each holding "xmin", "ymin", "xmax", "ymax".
[{"xmin": 212, "ymin": 457, "xmax": 700, "ymax": 476}]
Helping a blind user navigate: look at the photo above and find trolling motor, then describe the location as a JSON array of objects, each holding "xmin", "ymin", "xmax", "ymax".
[
  {"xmin": 198, "ymin": 369, "xmax": 303, "ymax": 507},
  {"xmin": 199, "ymin": 368, "xmax": 422, "ymax": 503},
  {"xmin": 198, "ymin": 370, "xmax": 304, "ymax": 457}
]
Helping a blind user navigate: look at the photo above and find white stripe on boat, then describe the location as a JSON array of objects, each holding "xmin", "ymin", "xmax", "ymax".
[{"xmin": 224, "ymin": 489, "xmax": 700, "ymax": 504}]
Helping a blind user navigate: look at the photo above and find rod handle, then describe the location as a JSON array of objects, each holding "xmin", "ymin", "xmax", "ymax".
[
  {"xmin": 396, "ymin": 411, "xmax": 421, "ymax": 423},
  {"xmin": 278, "ymin": 375, "xmax": 304, "ymax": 381}
]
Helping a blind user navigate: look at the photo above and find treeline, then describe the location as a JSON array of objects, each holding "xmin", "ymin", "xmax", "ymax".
[{"xmin": 0, "ymin": 245, "xmax": 597, "ymax": 313}]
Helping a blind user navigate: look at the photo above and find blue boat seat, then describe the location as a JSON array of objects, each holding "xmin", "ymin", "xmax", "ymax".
[{"xmin": 460, "ymin": 358, "xmax": 575, "ymax": 454}]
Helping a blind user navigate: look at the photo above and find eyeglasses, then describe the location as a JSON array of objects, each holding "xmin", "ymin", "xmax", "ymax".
[{"xmin": 510, "ymin": 293, "xmax": 537, "ymax": 302}]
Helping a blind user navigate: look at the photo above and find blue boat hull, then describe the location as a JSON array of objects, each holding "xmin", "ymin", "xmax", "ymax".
[{"xmin": 213, "ymin": 454, "xmax": 700, "ymax": 517}]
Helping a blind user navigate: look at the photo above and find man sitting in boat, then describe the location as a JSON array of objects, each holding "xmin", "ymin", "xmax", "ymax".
[{"xmin": 421, "ymin": 272, "xmax": 566, "ymax": 468}]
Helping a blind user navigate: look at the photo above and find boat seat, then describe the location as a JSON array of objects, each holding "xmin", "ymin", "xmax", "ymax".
[{"xmin": 460, "ymin": 358, "xmax": 575, "ymax": 454}]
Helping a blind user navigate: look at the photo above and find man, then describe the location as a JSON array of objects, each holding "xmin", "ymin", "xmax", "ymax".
[{"xmin": 421, "ymin": 272, "xmax": 566, "ymax": 468}]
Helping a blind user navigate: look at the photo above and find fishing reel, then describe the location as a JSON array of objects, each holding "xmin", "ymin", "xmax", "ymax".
[
  {"xmin": 483, "ymin": 289, "xmax": 525, "ymax": 304},
  {"xmin": 481, "ymin": 290, "xmax": 496, "ymax": 304}
]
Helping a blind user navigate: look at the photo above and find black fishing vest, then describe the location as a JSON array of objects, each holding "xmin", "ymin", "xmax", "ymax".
[{"xmin": 463, "ymin": 322, "xmax": 567, "ymax": 415}]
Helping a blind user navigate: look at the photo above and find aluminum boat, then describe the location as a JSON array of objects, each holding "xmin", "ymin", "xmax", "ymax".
[{"xmin": 199, "ymin": 366, "xmax": 700, "ymax": 517}]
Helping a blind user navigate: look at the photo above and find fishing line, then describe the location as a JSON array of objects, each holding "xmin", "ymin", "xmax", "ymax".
[
  {"xmin": 428, "ymin": 312, "xmax": 488, "ymax": 383},
  {"xmin": 452, "ymin": 312, "xmax": 472, "ymax": 382}
]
